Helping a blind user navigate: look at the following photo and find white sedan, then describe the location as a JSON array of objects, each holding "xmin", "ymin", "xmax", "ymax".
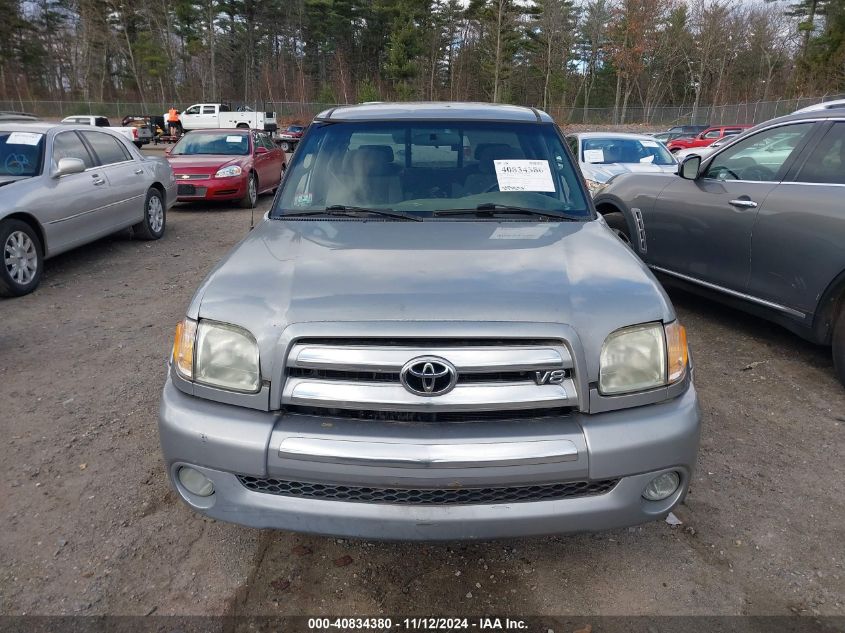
[{"xmin": 566, "ymin": 132, "xmax": 678, "ymax": 195}]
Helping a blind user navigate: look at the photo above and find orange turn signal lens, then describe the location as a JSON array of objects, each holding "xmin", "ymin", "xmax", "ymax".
[
  {"xmin": 172, "ymin": 318, "xmax": 197, "ymax": 380},
  {"xmin": 665, "ymin": 321, "xmax": 688, "ymax": 383}
]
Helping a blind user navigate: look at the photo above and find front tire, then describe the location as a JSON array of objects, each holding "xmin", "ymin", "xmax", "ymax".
[
  {"xmin": 132, "ymin": 188, "xmax": 166, "ymax": 240},
  {"xmin": 240, "ymin": 173, "xmax": 258, "ymax": 209},
  {"xmin": 832, "ymin": 302, "xmax": 845, "ymax": 387},
  {"xmin": 0, "ymin": 219, "xmax": 43, "ymax": 297}
]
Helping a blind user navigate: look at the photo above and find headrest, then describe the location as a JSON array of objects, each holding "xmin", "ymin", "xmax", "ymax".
[
  {"xmin": 355, "ymin": 145, "xmax": 395, "ymax": 176},
  {"xmin": 357, "ymin": 145, "xmax": 394, "ymax": 164},
  {"xmin": 475, "ymin": 144, "xmax": 523, "ymax": 173}
]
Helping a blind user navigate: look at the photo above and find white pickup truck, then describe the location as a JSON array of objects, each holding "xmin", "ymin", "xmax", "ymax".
[
  {"xmin": 59, "ymin": 115, "xmax": 152, "ymax": 148},
  {"xmin": 171, "ymin": 104, "xmax": 277, "ymax": 133}
]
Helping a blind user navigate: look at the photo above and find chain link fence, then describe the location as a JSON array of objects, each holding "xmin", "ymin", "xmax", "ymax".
[{"xmin": 3, "ymin": 95, "xmax": 844, "ymax": 127}]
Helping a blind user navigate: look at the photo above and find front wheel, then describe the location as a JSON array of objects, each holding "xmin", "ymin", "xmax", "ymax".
[
  {"xmin": 832, "ymin": 302, "xmax": 845, "ymax": 387},
  {"xmin": 0, "ymin": 219, "xmax": 43, "ymax": 297},
  {"xmin": 240, "ymin": 173, "xmax": 258, "ymax": 209},
  {"xmin": 280, "ymin": 141, "xmax": 291, "ymax": 152},
  {"xmin": 132, "ymin": 188, "xmax": 166, "ymax": 240}
]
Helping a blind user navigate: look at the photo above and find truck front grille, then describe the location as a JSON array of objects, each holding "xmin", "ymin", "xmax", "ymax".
[
  {"xmin": 282, "ymin": 338, "xmax": 578, "ymax": 415},
  {"xmin": 237, "ymin": 476, "xmax": 618, "ymax": 505}
]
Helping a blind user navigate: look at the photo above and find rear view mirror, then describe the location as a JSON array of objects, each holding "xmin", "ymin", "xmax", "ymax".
[
  {"xmin": 53, "ymin": 157, "xmax": 86, "ymax": 178},
  {"xmin": 679, "ymin": 155, "xmax": 701, "ymax": 180}
]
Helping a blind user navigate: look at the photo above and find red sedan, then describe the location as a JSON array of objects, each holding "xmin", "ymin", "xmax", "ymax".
[
  {"xmin": 666, "ymin": 125, "xmax": 752, "ymax": 153},
  {"xmin": 166, "ymin": 129, "xmax": 286, "ymax": 207}
]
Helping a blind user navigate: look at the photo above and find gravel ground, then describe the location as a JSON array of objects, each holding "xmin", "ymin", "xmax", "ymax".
[{"xmin": 1, "ymin": 173, "xmax": 843, "ymax": 618}]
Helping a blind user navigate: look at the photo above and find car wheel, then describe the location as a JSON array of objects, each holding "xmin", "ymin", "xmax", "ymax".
[
  {"xmin": 833, "ymin": 301, "xmax": 845, "ymax": 387},
  {"xmin": 604, "ymin": 212, "xmax": 633, "ymax": 248},
  {"xmin": 280, "ymin": 141, "xmax": 291, "ymax": 152},
  {"xmin": 132, "ymin": 188, "xmax": 166, "ymax": 240},
  {"xmin": 0, "ymin": 219, "xmax": 43, "ymax": 297},
  {"xmin": 240, "ymin": 173, "xmax": 258, "ymax": 209}
]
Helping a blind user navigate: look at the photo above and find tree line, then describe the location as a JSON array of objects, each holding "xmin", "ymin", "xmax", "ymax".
[{"xmin": 1, "ymin": 0, "xmax": 843, "ymax": 122}]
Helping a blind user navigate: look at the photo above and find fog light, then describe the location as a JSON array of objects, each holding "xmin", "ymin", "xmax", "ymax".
[
  {"xmin": 642, "ymin": 471, "xmax": 680, "ymax": 501},
  {"xmin": 178, "ymin": 467, "xmax": 215, "ymax": 497}
]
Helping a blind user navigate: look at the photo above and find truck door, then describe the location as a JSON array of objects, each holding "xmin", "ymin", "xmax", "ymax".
[{"xmin": 180, "ymin": 105, "xmax": 202, "ymax": 131}]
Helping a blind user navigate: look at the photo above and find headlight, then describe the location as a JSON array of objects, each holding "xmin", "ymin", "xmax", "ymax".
[
  {"xmin": 585, "ymin": 179, "xmax": 607, "ymax": 195},
  {"xmin": 599, "ymin": 321, "xmax": 688, "ymax": 395},
  {"xmin": 214, "ymin": 165, "xmax": 243, "ymax": 178},
  {"xmin": 171, "ymin": 318, "xmax": 261, "ymax": 393}
]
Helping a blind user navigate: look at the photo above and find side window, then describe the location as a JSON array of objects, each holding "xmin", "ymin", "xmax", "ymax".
[
  {"xmin": 566, "ymin": 136, "xmax": 578, "ymax": 157},
  {"xmin": 795, "ymin": 122, "xmax": 845, "ymax": 185},
  {"xmin": 95, "ymin": 117, "xmax": 110, "ymax": 127},
  {"xmin": 219, "ymin": 104, "xmax": 231, "ymax": 112},
  {"xmin": 81, "ymin": 131, "xmax": 131, "ymax": 165},
  {"xmin": 185, "ymin": 106, "xmax": 200, "ymax": 115},
  {"xmin": 260, "ymin": 134, "xmax": 275, "ymax": 150},
  {"xmin": 704, "ymin": 123, "xmax": 814, "ymax": 182},
  {"xmin": 53, "ymin": 132, "xmax": 95, "ymax": 169},
  {"xmin": 703, "ymin": 130, "xmax": 721, "ymax": 139},
  {"xmin": 202, "ymin": 106, "xmax": 216, "ymax": 114}
]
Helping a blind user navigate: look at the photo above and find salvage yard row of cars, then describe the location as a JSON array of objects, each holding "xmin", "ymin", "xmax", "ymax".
[{"xmin": 0, "ymin": 119, "xmax": 285, "ymax": 296}]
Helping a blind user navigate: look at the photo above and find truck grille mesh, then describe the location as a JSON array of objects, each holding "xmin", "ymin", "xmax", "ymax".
[{"xmin": 237, "ymin": 476, "xmax": 618, "ymax": 505}]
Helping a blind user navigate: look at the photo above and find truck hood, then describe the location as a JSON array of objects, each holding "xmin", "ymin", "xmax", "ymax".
[{"xmin": 190, "ymin": 218, "xmax": 674, "ymax": 378}]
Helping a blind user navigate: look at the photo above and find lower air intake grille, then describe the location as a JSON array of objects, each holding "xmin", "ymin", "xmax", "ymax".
[{"xmin": 237, "ymin": 476, "xmax": 619, "ymax": 505}]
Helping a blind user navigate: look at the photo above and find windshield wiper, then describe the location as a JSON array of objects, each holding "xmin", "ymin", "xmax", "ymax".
[
  {"xmin": 283, "ymin": 205, "xmax": 422, "ymax": 222},
  {"xmin": 434, "ymin": 203, "xmax": 583, "ymax": 221}
]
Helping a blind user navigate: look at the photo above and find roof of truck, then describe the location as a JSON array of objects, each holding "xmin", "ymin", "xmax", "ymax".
[{"xmin": 315, "ymin": 102, "xmax": 553, "ymax": 123}]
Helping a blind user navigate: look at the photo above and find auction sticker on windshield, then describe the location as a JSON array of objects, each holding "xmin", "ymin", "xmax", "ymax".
[
  {"xmin": 494, "ymin": 159, "xmax": 555, "ymax": 192},
  {"xmin": 6, "ymin": 132, "xmax": 42, "ymax": 146},
  {"xmin": 584, "ymin": 149, "xmax": 604, "ymax": 163}
]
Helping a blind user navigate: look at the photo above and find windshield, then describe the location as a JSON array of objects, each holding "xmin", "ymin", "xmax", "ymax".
[
  {"xmin": 273, "ymin": 120, "xmax": 590, "ymax": 219},
  {"xmin": 171, "ymin": 132, "xmax": 250, "ymax": 156},
  {"xmin": 0, "ymin": 131, "xmax": 45, "ymax": 177},
  {"xmin": 287, "ymin": 126, "xmax": 304, "ymax": 133},
  {"xmin": 582, "ymin": 137, "xmax": 676, "ymax": 166}
]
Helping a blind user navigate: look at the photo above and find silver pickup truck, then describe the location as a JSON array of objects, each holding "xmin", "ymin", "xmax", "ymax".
[{"xmin": 158, "ymin": 102, "xmax": 700, "ymax": 540}]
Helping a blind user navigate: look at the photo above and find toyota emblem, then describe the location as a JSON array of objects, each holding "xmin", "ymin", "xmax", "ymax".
[{"xmin": 400, "ymin": 356, "xmax": 458, "ymax": 397}]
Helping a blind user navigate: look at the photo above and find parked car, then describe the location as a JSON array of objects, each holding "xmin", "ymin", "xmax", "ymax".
[
  {"xmin": 567, "ymin": 132, "xmax": 678, "ymax": 195},
  {"xmin": 666, "ymin": 125, "xmax": 751, "ymax": 153},
  {"xmin": 0, "ymin": 123, "xmax": 175, "ymax": 297},
  {"xmin": 158, "ymin": 102, "xmax": 699, "ymax": 540},
  {"xmin": 593, "ymin": 109, "xmax": 845, "ymax": 385},
  {"xmin": 793, "ymin": 99, "xmax": 845, "ymax": 114},
  {"xmin": 663, "ymin": 125, "xmax": 710, "ymax": 142},
  {"xmin": 277, "ymin": 124, "xmax": 307, "ymax": 152},
  {"xmin": 60, "ymin": 115, "xmax": 153, "ymax": 148},
  {"xmin": 165, "ymin": 129, "xmax": 286, "ymax": 207},
  {"xmin": 170, "ymin": 104, "xmax": 278, "ymax": 133},
  {"xmin": 671, "ymin": 134, "xmax": 741, "ymax": 161}
]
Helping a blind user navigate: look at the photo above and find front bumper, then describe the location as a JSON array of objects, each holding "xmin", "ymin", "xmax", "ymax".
[
  {"xmin": 158, "ymin": 377, "xmax": 700, "ymax": 540},
  {"xmin": 173, "ymin": 175, "xmax": 247, "ymax": 201}
]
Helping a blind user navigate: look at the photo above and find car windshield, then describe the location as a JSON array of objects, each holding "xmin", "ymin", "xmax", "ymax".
[
  {"xmin": 171, "ymin": 132, "xmax": 250, "ymax": 156},
  {"xmin": 288, "ymin": 126, "xmax": 304, "ymax": 133},
  {"xmin": 582, "ymin": 137, "xmax": 675, "ymax": 166},
  {"xmin": 0, "ymin": 131, "xmax": 45, "ymax": 177},
  {"xmin": 273, "ymin": 120, "xmax": 590, "ymax": 219}
]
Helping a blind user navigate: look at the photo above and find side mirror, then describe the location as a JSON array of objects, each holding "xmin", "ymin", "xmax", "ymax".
[
  {"xmin": 255, "ymin": 146, "xmax": 269, "ymax": 155},
  {"xmin": 679, "ymin": 155, "xmax": 701, "ymax": 180},
  {"xmin": 53, "ymin": 157, "xmax": 86, "ymax": 178}
]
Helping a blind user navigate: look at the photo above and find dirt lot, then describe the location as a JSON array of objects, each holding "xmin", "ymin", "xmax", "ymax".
[{"xmin": 1, "ymin": 174, "xmax": 844, "ymax": 620}]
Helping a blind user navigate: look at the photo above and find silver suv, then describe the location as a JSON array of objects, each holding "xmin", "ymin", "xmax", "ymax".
[{"xmin": 158, "ymin": 103, "xmax": 700, "ymax": 540}]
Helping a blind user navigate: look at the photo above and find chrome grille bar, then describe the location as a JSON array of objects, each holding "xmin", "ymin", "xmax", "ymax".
[
  {"xmin": 282, "ymin": 378, "xmax": 577, "ymax": 411},
  {"xmin": 289, "ymin": 344, "xmax": 571, "ymax": 373}
]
